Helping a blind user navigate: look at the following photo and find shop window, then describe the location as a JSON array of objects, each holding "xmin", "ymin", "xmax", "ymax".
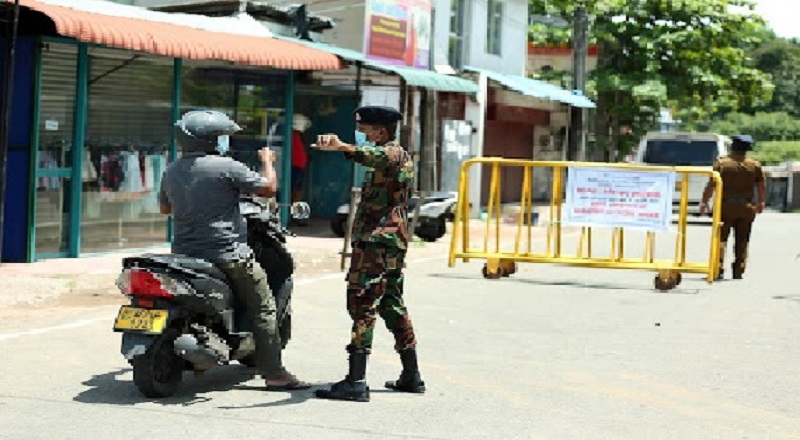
[
  {"xmin": 35, "ymin": 43, "xmax": 78, "ymax": 255},
  {"xmin": 181, "ymin": 63, "xmax": 287, "ymax": 181},
  {"xmin": 81, "ymin": 47, "xmax": 173, "ymax": 253},
  {"xmin": 486, "ymin": 0, "xmax": 503, "ymax": 56}
]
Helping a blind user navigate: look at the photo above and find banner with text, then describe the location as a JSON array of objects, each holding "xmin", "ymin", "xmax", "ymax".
[
  {"xmin": 563, "ymin": 167, "xmax": 676, "ymax": 232},
  {"xmin": 363, "ymin": 0, "xmax": 431, "ymax": 69}
]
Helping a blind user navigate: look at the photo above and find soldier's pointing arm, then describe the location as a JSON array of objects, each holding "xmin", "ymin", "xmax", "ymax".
[{"xmin": 346, "ymin": 144, "xmax": 403, "ymax": 170}]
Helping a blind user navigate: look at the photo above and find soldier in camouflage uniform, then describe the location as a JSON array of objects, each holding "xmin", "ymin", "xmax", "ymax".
[{"xmin": 312, "ymin": 106, "xmax": 425, "ymax": 403}]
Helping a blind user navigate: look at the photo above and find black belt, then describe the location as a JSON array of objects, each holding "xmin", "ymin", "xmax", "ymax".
[{"xmin": 723, "ymin": 197, "xmax": 751, "ymax": 203}]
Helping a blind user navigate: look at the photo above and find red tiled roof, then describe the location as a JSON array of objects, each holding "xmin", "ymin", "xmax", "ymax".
[
  {"xmin": 528, "ymin": 43, "xmax": 599, "ymax": 57},
  {"xmin": 17, "ymin": 0, "xmax": 344, "ymax": 70}
]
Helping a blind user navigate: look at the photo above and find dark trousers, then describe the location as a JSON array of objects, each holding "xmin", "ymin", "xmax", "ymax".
[
  {"xmin": 216, "ymin": 259, "xmax": 285, "ymax": 377},
  {"xmin": 719, "ymin": 202, "xmax": 757, "ymax": 274}
]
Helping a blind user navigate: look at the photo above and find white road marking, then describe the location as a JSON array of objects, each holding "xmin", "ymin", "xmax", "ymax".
[{"xmin": 0, "ymin": 317, "xmax": 110, "ymax": 342}]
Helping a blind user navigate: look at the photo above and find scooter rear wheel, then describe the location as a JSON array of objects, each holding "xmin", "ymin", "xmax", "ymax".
[{"xmin": 132, "ymin": 329, "xmax": 184, "ymax": 398}]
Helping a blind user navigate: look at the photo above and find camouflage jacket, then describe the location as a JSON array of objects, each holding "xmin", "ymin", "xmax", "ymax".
[{"xmin": 345, "ymin": 142, "xmax": 414, "ymax": 249}]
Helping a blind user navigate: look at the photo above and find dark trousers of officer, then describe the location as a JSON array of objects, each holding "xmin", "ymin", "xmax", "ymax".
[
  {"xmin": 345, "ymin": 241, "xmax": 417, "ymax": 354},
  {"xmin": 216, "ymin": 259, "xmax": 285, "ymax": 377},
  {"xmin": 719, "ymin": 201, "xmax": 757, "ymax": 275}
]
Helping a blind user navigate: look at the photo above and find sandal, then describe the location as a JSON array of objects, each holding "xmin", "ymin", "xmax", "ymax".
[{"xmin": 264, "ymin": 375, "xmax": 312, "ymax": 391}]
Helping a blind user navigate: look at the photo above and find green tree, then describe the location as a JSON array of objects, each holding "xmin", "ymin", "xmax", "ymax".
[
  {"xmin": 747, "ymin": 38, "xmax": 800, "ymax": 117},
  {"xmin": 528, "ymin": 0, "xmax": 774, "ymax": 160}
]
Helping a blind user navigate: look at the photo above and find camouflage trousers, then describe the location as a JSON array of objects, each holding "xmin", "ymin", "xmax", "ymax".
[{"xmin": 345, "ymin": 241, "xmax": 417, "ymax": 354}]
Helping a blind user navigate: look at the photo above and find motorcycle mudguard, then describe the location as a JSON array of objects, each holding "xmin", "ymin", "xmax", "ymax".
[{"xmin": 121, "ymin": 332, "xmax": 157, "ymax": 360}]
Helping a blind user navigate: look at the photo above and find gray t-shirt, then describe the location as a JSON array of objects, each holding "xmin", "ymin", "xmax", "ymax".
[{"xmin": 159, "ymin": 153, "xmax": 269, "ymax": 263}]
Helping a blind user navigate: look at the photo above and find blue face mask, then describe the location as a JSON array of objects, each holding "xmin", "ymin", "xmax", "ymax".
[
  {"xmin": 216, "ymin": 135, "xmax": 230, "ymax": 155},
  {"xmin": 354, "ymin": 130, "xmax": 375, "ymax": 147}
]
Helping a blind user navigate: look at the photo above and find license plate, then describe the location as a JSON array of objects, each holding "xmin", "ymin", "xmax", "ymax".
[{"xmin": 113, "ymin": 306, "xmax": 168, "ymax": 334}]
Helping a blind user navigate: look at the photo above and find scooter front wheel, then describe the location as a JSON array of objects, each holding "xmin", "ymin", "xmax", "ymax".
[{"xmin": 132, "ymin": 329, "xmax": 184, "ymax": 398}]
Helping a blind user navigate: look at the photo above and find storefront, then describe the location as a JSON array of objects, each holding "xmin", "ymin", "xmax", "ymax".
[
  {"xmin": 463, "ymin": 67, "xmax": 596, "ymax": 206},
  {"xmin": 0, "ymin": 0, "xmax": 342, "ymax": 262},
  {"xmin": 280, "ymin": 37, "xmax": 480, "ymax": 214}
]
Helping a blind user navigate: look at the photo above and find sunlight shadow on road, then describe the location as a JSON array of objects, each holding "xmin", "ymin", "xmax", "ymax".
[
  {"xmin": 215, "ymin": 383, "xmax": 414, "ymax": 409},
  {"xmin": 73, "ymin": 365, "xmax": 256, "ymax": 406},
  {"xmin": 426, "ymin": 272, "xmax": 702, "ymax": 295},
  {"xmin": 216, "ymin": 383, "xmax": 319, "ymax": 409}
]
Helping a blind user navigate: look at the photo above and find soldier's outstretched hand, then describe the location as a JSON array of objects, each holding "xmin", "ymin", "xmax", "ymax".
[{"xmin": 314, "ymin": 134, "xmax": 345, "ymax": 151}]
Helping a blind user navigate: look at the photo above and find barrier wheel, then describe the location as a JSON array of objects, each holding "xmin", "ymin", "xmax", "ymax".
[
  {"xmin": 482, "ymin": 265, "xmax": 504, "ymax": 280},
  {"xmin": 674, "ymin": 273, "xmax": 682, "ymax": 286},
  {"xmin": 502, "ymin": 263, "xmax": 517, "ymax": 276},
  {"xmin": 654, "ymin": 275, "xmax": 677, "ymax": 292}
]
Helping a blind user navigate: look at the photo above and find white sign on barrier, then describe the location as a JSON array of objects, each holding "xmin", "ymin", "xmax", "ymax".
[{"xmin": 563, "ymin": 167, "xmax": 676, "ymax": 232}]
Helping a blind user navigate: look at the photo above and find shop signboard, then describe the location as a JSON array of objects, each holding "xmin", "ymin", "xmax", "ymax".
[{"xmin": 363, "ymin": 0, "xmax": 431, "ymax": 69}]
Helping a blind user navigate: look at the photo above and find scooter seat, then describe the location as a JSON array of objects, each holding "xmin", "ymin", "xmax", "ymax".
[{"xmin": 123, "ymin": 253, "xmax": 229, "ymax": 282}]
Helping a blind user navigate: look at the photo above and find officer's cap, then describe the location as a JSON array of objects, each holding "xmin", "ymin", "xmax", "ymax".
[
  {"xmin": 731, "ymin": 134, "xmax": 755, "ymax": 151},
  {"xmin": 354, "ymin": 106, "xmax": 402, "ymax": 125},
  {"xmin": 731, "ymin": 134, "xmax": 754, "ymax": 145}
]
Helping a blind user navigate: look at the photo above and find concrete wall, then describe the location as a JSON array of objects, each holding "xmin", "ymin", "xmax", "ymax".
[{"xmin": 423, "ymin": 0, "xmax": 530, "ymax": 76}]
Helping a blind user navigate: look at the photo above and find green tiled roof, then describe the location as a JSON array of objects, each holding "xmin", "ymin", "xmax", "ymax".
[
  {"xmin": 465, "ymin": 66, "xmax": 596, "ymax": 109},
  {"xmin": 278, "ymin": 36, "xmax": 479, "ymax": 94}
]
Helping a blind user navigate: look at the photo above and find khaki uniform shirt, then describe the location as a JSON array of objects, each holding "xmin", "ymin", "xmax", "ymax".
[{"xmin": 713, "ymin": 153, "xmax": 765, "ymax": 201}]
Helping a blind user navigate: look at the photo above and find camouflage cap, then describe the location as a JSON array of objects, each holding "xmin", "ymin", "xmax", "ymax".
[{"xmin": 354, "ymin": 106, "xmax": 402, "ymax": 125}]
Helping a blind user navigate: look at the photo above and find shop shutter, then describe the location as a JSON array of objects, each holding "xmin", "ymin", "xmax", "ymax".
[
  {"xmin": 86, "ymin": 47, "xmax": 174, "ymax": 146},
  {"xmin": 38, "ymin": 42, "xmax": 78, "ymax": 168}
]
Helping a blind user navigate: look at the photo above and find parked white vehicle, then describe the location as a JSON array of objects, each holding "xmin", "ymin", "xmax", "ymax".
[
  {"xmin": 631, "ymin": 132, "xmax": 730, "ymax": 217},
  {"xmin": 330, "ymin": 191, "xmax": 458, "ymax": 242}
]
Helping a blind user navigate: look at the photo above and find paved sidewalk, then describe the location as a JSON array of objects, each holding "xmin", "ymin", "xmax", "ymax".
[{"xmin": 0, "ymin": 218, "xmax": 558, "ymax": 308}]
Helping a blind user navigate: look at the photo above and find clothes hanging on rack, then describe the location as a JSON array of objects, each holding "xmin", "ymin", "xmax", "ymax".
[
  {"xmin": 100, "ymin": 153, "xmax": 125, "ymax": 192},
  {"xmin": 144, "ymin": 154, "xmax": 167, "ymax": 214},
  {"xmin": 143, "ymin": 153, "xmax": 155, "ymax": 191},
  {"xmin": 37, "ymin": 150, "xmax": 60, "ymax": 190},
  {"xmin": 120, "ymin": 152, "xmax": 144, "ymax": 193},
  {"xmin": 82, "ymin": 150, "xmax": 98, "ymax": 183}
]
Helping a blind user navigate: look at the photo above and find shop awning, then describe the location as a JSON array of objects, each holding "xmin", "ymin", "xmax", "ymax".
[
  {"xmin": 279, "ymin": 37, "xmax": 479, "ymax": 94},
  {"xmin": 465, "ymin": 66, "xmax": 596, "ymax": 109},
  {"xmin": 11, "ymin": 0, "xmax": 344, "ymax": 70}
]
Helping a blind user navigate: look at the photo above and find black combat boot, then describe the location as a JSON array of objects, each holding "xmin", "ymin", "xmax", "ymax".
[
  {"xmin": 314, "ymin": 352, "xmax": 370, "ymax": 402},
  {"xmin": 732, "ymin": 263, "xmax": 743, "ymax": 280},
  {"xmin": 385, "ymin": 348, "xmax": 426, "ymax": 393}
]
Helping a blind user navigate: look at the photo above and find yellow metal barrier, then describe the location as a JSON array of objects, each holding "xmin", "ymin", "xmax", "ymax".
[{"xmin": 448, "ymin": 158, "xmax": 723, "ymax": 291}]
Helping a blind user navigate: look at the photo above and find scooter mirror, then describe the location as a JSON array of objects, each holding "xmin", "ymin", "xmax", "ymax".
[{"xmin": 291, "ymin": 201, "xmax": 311, "ymax": 220}]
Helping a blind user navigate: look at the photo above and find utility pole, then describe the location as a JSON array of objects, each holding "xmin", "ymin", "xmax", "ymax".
[
  {"xmin": 568, "ymin": 4, "xmax": 588, "ymax": 162},
  {"xmin": 419, "ymin": 5, "xmax": 437, "ymax": 192},
  {"xmin": 0, "ymin": 0, "xmax": 20, "ymax": 263}
]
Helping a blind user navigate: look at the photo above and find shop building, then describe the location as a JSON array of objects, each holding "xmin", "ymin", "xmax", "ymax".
[{"xmin": 0, "ymin": 0, "xmax": 342, "ymax": 262}]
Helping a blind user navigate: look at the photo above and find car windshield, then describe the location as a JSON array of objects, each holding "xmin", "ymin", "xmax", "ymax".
[{"xmin": 643, "ymin": 140, "xmax": 719, "ymax": 166}]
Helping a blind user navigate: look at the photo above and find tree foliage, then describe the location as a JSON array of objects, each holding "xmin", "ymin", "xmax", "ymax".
[
  {"xmin": 745, "ymin": 38, "xmax": 800, "ymax": 118},
  {"xmin": 528, "ymin": 0, "xmax": 775, "ymax": 159},
  {"xmin": 750, "ymin": 141, "xmax": 800, "ymax": 166},
  {"xmin": 710, "ymin": 112, "xmax": 800, "ymax": 141}
]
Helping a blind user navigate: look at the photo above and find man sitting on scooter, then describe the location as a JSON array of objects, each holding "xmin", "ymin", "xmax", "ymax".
[{"xmin": 158, "ymin": 110, "xmax": 310, "ymax": 391}]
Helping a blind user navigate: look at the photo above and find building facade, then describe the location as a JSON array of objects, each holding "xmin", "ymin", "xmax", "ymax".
[{"xmin": 0, "ymin": 0, "xmax": 343, "ymax": 262}]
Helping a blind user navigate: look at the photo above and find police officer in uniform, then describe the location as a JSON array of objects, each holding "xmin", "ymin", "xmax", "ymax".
[
  {"xmin": 312, "ymin": 106, "xmax": 425, "ymax": 402},
  {"xmin": 700, "ymin": 134, "xmax": 766, "ymax": 280}
]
